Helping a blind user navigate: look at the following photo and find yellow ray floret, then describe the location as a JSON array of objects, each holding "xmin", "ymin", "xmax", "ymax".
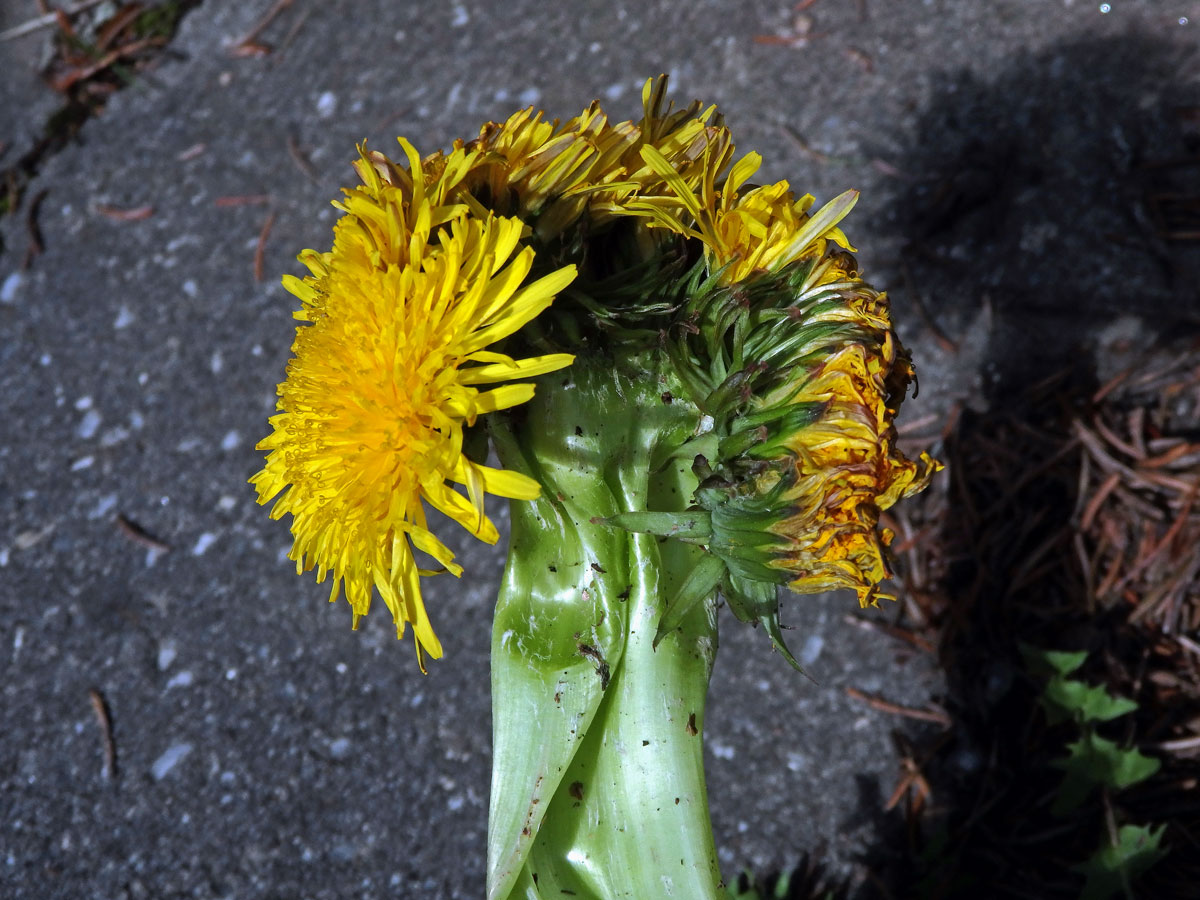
[
  {"xmin": 623, "ymin": 144, "xmax": 859, "ymax": 284},
  {"xmin": 252, "ymin": 154, "xmax": 576, "ymax": 669}
]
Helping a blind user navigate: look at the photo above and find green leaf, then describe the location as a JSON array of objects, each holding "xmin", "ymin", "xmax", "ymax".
[
  {"xmin": 1040, "ymin": 676, "xmax": 1139, "ymax": 726},
  {"xmin": 1074, "ymin": 824, "xmax": 1167, "ymax": 900},
  {"xmin": 1020, "ymin": 643, "xmax": 1089, "ymax": 678},
  {"xmin": 1051, "ymin": 733, "xmax": 1161, "ymax": 815}
]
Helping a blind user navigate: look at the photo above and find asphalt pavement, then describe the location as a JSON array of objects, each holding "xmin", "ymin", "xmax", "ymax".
[{"xmin": 2, "ymin": 1, "xmax": 1198, "ymax": 898}]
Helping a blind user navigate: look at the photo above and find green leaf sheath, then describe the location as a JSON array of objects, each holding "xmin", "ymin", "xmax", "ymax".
[{"xmin": 487, "ymin": 358, "xmax": 723, "ymax": 900}]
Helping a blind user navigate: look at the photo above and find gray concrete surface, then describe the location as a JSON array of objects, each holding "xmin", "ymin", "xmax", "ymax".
[{"xmin": 2, "ymin": 1, "xmax": 1198, "ymax": 898}]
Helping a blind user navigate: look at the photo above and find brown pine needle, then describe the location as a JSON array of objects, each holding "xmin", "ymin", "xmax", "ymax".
[
  {"xmin": 89, "ymin": 688, "xmax": 116, "ymax": 780},
  {"xmin": 845, "ymin": 687, "xmax": 951, "ymax": 727},
  {"xmin": 254, "ymin": 210, "xmax": 276, "ymax": 282}
]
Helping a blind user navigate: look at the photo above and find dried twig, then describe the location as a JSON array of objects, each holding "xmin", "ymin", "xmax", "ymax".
[
  {"xmin": 95, "ymin": 203, "xmax": 154, "ymax": 221},
  {"xmin": 89, "ymin": 688, "xmax": 116, "ymax": 779},
  {"xmin": 286, "ymin": 133, "xmax": 319, "ymax": 182},
  {"xmin": 254, "ymin": 209, "xmax": 276, "ymax": 282},
  {"xmin": 115, "ymin": 514, "xmax": 171, "ymax": 552},
  {"xmin": 778, "ymin": 124, "xmax": 829, "ymax": 164},
  {"xmin": 229, "ymin": 0, "xmax": 294, "ymax": 55},
  {"xmin": 215, "ymin": 194, "xmax": 271, "ymax": 207},
  {"xmin": 845, "ymin": 687, "xmax": 951, "ymax": 727},
  {"xmin": 0, "ymin": 0, "xmax": 108, "ymax": 42},
  {"xmin": 21, "ymin": 189, "xmax": 47, "ymax": 269},
  {"xmin": 843, "ymin": 615, "xmax": 936, "ymax": 654}
]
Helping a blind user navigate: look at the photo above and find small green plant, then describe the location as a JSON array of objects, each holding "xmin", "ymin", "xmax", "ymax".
[
  {"xmin": 1021, "ymin": 646, "xmax": 1166, "ymax": 899},
  {"xmin": 726, "ymin": 868, "xmax": 840, "ymax": 900},
  {"xmin": 1074, "ymin": 824, "xmax": 1167, "ymax": 900},
  {"xmin": 726, "ymin": 870, "xmax": 794, "ymax": 900}
]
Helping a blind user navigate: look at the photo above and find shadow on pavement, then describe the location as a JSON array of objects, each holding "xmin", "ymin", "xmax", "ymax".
[{"xmin": 848, "ymin": 31, "xmax": 1200, "ymax": 900}]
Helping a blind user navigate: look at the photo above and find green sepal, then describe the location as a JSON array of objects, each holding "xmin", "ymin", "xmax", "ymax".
[
  {"xmin": 730, "ymin": 400, "xmax": 826, "ymax": 434},
  {"xmin": 602, "ymin": 509, "xmax": 713, "ymax": 542},
  {"xmin": 653, "ymin": 552, "xmax": 726, "ymax": 648},
  {"xmin": 721, "ymin": 575, "xmax": 810, "ymax": 677},
  {"xmin": 759, "ymin": 612, "xmax": 810, "ymax": 678}
]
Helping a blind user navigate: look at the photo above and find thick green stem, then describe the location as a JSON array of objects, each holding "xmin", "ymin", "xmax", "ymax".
[{"xmin": 487, "ymin": 358, "xmax": 722, "ymax": 900}]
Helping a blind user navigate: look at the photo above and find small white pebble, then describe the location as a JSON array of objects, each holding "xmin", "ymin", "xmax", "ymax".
[
  {"xmin": 329, "ymin": 738, "xmax": 352, "ymax": 759},
  {"xmin": 39, "ymin": 354, "xmax": 52, "ymax": 366},
  {"xmin": 251, "ymin": 344, "xmax": 263, "ymax": 356},
  {"xmin": 137, "ymin": 372, "xmax": 149, "ymax": 386},
  {"xmin": 708, "ymin": 739, "xmax": 735, "ymax": 760},
  {"xmin": 450, "ymin": 4, "xmax": 469, "ymax": 26},
  {"xmin": 210, "ymin": 351, "xmax": 223, "ymax": 374},
  {"xmin": 603, "ymin": 82, "xmax": 626, "ymax": 101},
  {"xmin": 335, "ymin": 662, "xmax": 348, "ymax": 675},
  {"xmin": 76, "ymin": 409, "xmax": 102, "ymax": 439},
  {"xmin": 157, "ymin": 640, "xmax": 177, "ymax": 671},
  {"xmin": 77, "ymin": 410, "xmax": 102, "ymax": 439},
  {"xmin": 74, "ymin": 395, "xmax": 93, "ymax": 411},
  {"xmin": 518, "ymin": 87, "xmax": 541, "ymax": 107},
  {"xmin": 129, "ymin": 411, "xmax": 145, "ymax": 430},
  {"xmin": 225, "ymin": 668, "xmax": 237, "ymax": 681},
  {"xmin": 220, "ymin": 430, "xmax": 240, "ymax": 451},
  {"xmin": 316, "ymin": 91, "xmax": 337, "ymax": 118},
  {"xmin": 0, "ymin": 272, "xmax": 22, "ymax": 304},
  {"xmin": 216, "ymin": 495, "xmax": 237, "ymax": 512},
  {"xmin": 113, "ymin": 306, "xmax": 135, "ymax": 329},
  {"xmin": 70, "ymin": 456, "xmax": 95, "ymax": 472},
  {"xmin": 447, "ymin": 795, "xmax": 464, "ymax": 811},
  {"xmin": 100, "ymin": 427, "xmax": 129, "ymax": 448},
  {"xmin": 166, "ymin": 670, "xmax": 193, "ymax": 688},
  {"xmin": 800, "ymin": 634, "xmax": 824, "ymax": 666},
  {"xmin": 182, "ymin": 280, "xmax": 198, "ymax": 298},
  {"xmin": 15, "ymin": 527, "xmax": 52, "ymax": 550},
  {"xmin": 191, "ymin": 532, "xmax": 217, "ymax": 556},
  {"xmin": 151, "ymin": 743, "xmax": 193, "ymax": 780},
  {"xmin": 88, "ymin": 493, "xmax": 118, "ymax": 520}
]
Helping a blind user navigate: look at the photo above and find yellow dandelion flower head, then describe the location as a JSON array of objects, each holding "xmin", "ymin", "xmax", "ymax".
[
  {"xmin": 433, "ymin": 76, "xmax": 735, "ymax": 240},
  {"xmin": 466, "ymin": 103, "xmax": 631, "ymax": 217},
  {"xmin": 252, "ymin": 142, "xmax": 576, "ymax": 669},
  {"xmin": 584, "ymin": 77, "xmax": 733, "ymax": 223},
  {"xmin": 623, "ymin": 141, "xmax": 860, "ymax": 285}
]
